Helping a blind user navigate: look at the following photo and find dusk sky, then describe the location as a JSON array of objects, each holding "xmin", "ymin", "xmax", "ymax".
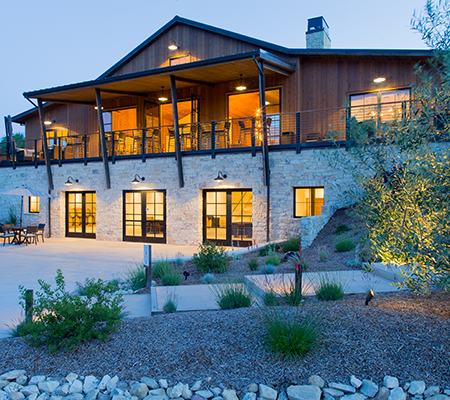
[{"xmin": 0, "ymin": 0, "xmax": 430, "ymax": 136}]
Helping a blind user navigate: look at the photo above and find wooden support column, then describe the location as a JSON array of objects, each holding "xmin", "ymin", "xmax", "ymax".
[
  {"xmin": 255, "ymin": 59, "xmax": 270, "ymax": 242},
  {"xmin": 95, "ymin": 89, "xmax": 111, "ymax": 189},
  {"xmin": 170, "ymin": 75, "xmax": 185, "ymax": 188},
  {"xmin": 37, "ymin": 99, "xmax": 54, "ymax": 191}
]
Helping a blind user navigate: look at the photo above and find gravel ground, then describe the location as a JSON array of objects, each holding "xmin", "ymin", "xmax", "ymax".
[{"xmin": 0, "ymin": 291, "xmax": 449, "ymax": 391}]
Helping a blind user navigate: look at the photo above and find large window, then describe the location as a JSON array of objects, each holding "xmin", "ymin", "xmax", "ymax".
[
  {"xmin": 350, "ymin": 89, "xmax": 410, "ymax": 123},
  {"xmin": 29, "ymin": 196, "xmax": 40, "ymax": 213},
  {"xmin": 294, "ymin": 187, "xmax": 324, "ymax": 217}
]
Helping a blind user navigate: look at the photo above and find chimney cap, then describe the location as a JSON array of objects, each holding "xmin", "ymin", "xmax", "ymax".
[{"xmin": 307, "ymin": 16, "xmax": 329, "ymax": 36}]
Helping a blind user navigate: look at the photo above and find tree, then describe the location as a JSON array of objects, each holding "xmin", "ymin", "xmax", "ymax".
[
  {"xmin": 337, "ymin": 1, "xmax": 450, "ymax": 292},
  {"xmin": 0, "ymin": 133, "xmax": 25, "ymax": 152}
]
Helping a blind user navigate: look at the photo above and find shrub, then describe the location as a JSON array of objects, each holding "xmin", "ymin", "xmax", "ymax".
[
  {"xmin": 260, "ymin": 306, "xmax": 322, "ymax": 357},
  {"xmin": 17, "ymin": 269, "xmax": 124, "ymax": 352},
  {"xmin": 263, "ymin": 290, "xmax": 281, "ymax": 307},
  {"xmin": 202, "ymin": 273, "xmax": 215, "ymax": 284},
  {"xmin": 282, "ymin": 236, "xmax": 302, "ymax": 252},
  {"xmin": 248, "ymin": 258, "xmax": 259, "ymax": 271},
  {"xmin": 260, "ymin": 264, "xmax": 277, "ymax": 275},
  {"xmin": 315, "ymin": 274, "xmax": 345, "ymax": 301},
  {"xmin": 266, "ymin": 255, "xmax": 281, "ymax": 266},
  {"xmin": 282, "ymin": 280, "xmax": 303, "ymax": 306},
  {"xmin": 212, "ymin": 282, "xmax": 253, "ymax": 310},
  {"xmin": 335, "ymin": 238, "xmax": 355, "ymax": 252},
  {"xmin": 125, "ymin": 263, "xmax": 146, "ymax": 291},
  {"xmin": 161, "ymin": 272, "xmax": 181, "ymax": 286},
  {"xmin": 335, "ymin": 224, "xmax": 351, "ymax": 235},
  {"xmin": 319, "ymin": 250, "xmax": 328, "ymax": 262},
  {"xmin": 152, "ymin": 260, "xmax": 174, "ymax": 279},
  {"xmin": 259, "ymin": 243, "xmax": 277, "ymax": 257},
  {"xmin": 163, "ymin": 291, "xmax": 179, "ymax": 314},
  {"xmin": 6, "ymin": 204, "xmax": 18, "ymax": 226},
  {"xmin": 193, "ymin": 241, "xmax": 230, "ymax": 273}
]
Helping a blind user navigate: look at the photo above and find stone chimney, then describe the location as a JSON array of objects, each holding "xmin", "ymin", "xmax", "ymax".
[{"xmin": 306, "ymin": 16, "xmax": 331, "ymax": 49}]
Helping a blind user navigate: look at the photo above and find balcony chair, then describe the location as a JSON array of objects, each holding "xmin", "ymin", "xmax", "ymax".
[
  {"xmin": 146, "ymin": 128, "xmax": 161, "ymax": 153},
  {"xmin": 37, "ymin": 223, "xmax": 46, "ymax": 243},
  {"xmin": 238, "ymin": 120, "xmax": 254, "ymax": 147},
  {"xmin": 0, "ymin": 226, "xmax": 14, "ymax": 246},
  {"xmin": 215, "ymin": 121, "xmax": 231, "ymax": 149},
  {"xmin": 21, "ymin": 226, "xmax": 38, "ymax": 246}
]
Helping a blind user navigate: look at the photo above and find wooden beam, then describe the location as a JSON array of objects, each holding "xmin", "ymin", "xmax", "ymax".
[
  {"xmin": 34, "ymin": 98, "xmax": 95, "ymax": 106},
  {"xmin": 170, "ymin": 75, "xmax": 184, "ymax": 188},
  {"xmin": 262, "ymin": 63, "xmax": 291, "ymax": 77},
  {"xmin": 173, "ymin": 76, "xmax": 215, "ymax": 87},
  {"xmin": 97, "ymin": 88, "xmax": 150, "ymax": 98},
  {"xmin": 258, "ymin": 49, "xmax": 296, "ymax": 72},
  {"xmin": 37, "ymin": 99, "xmax": 54, "ymax": 191},
  {"xmin": 95, "ymin": 89, "xmax": 111, "ymax": 189}
]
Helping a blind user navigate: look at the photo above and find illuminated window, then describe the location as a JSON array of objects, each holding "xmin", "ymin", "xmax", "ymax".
[
  {"xmin": 350, "ymin": 89, "xmax": 410, "ymax": 123},
  {"xmin": 294, "ymin": 187, "xmax": 324, "ymax": 217},
  {"xmin": 29, "ymin": 196, "xmax": 40, "ymax": 213},
  {"xmin": 169, "ymin": 55, "xmax": 190, "ymax": 66}
]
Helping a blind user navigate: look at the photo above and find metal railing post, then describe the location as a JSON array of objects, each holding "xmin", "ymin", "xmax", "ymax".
[
  {"xmin": 251, "ymin": 118, "xmax": 256, "ymax": 157},
  {"xmin": 34, "ymin": 139, "xmax": 38, "ymax": 168},
  {"xmin": 141, "ymin": 129, "xmax": 146, "ymax": 162},
  {"xmin": 296, "ymin": 112, "xmax": 301, "ymax": 153},
  {"xmin": 84, "ymin": 135, "xmax": 87, "ymax": 165},
  {"xmin": 211, "ymin": 122, "xmax": 216, "ymax": 159}
]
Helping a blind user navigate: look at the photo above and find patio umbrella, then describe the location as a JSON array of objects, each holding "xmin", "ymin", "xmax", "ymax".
[{"xmin": 0, "ymin": 186, "xmax": 58, "ymax": 226}]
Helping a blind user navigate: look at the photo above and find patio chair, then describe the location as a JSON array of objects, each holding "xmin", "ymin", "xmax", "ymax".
[
  {"xmin": 22, "ymin": 226, "xmax": 38, "ymax": 246},
  {"xmin": 0, "ymin": 226, "xmax": 14, "ymax": 246},
  {"xmin": 37, "ymin": 223, "xmax": 46, "ymax": 243}
]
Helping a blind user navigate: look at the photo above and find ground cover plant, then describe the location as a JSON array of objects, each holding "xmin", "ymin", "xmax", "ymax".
[
  {"xmin": 281, "ymin": 236, "xmax": 302, "ymax": 252},
  {"xmin": 125, "ymin": 263, "xmax": 146, "ymax": 291},
  {"xmin": 163, "ymin": 291, "xmax": 179, "ymax": 314},
  {"xmin": 16, "ymin": 269, "xmax": 124, "ymax": 352},
  {"xmin": 315, "ymin": 274, "xmax": 345, "ymax": 301},
  {"xmin": 335, "ymin": 238, "xmax": 355, "ymax": 252},
  {"xmin": 211, "ymin": 281, "xmax": 253, "ymax": 309},
  {"xmin": 265, "ymin": 254, "xmax": 281, "ymax": 266}
]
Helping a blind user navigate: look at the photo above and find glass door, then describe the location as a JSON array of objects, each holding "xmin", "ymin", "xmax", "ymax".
[
  {"xmin": 66, "ymin": 192, "xmax": 96, "ymax": 239},
  {"xmin": 123, "ymin": 190, "xmax": 166, "ymax": 243},
  {"xmin": 203, "ymin": 190, "xmax": 252, "ymax": 247}
]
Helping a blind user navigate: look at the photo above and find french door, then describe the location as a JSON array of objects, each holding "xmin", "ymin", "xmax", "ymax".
[
  {"xmin": 66, "ymin": 192, "xmax": 96, "ymax": 238},
  {"xmin": 203, "ymin": 190, "xmax": 253, "ymax": 247},
  {"xmin": 123, "ymin": 190, "xmax": 166, "ymax": 243}
]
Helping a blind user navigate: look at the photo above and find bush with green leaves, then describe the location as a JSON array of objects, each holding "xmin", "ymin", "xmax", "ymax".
[
  {"xmin": 282, "ymin": 279, "xmax": 303, "ymax": 306},
  {"xmin": 263, "ymin": 290, "xmax": 281, "ymax": 307},
  {"xmin": 248, "ymin": 258, "xmax": 259, "ymax": 271},
  {"xmin": 260, "ymin": 306, "xmax": 323, "ymax": 357},
  {"xmin": 152, "ymin": 260, "xmax": 174, "ymax": 279},
  {"xmin": 161, "ymin": 272, "xmax": 181, "ymax": 286},
  {"xmin": 259, "ymin": 243, "xmax": 277, "ymax": 257},
  {"xmin": 193, "ymin": 241, "xmax": 230, "ymax": 273},
  {"xmin": 260, "ymin": 264, "xmax": 276, "ymax": 275},
  {"xmin": 266, "ymin": 255, "xmax": 281, "ymax": 266},
  {"xmin": 315, "ymin": 274, "xmax": 345, "ymax": 301},
  {"xmin": 17, "ymin": 269, "xmax": 124, "ymax": 352},
  {"xmin": 281, "ymin": 236, "xmax": 302, "ymax": 252},
  {"xmin": 211, "ymin": 282, "xmax": 253, "ymax": 309},
  {"xmin": 202, "ymin": 273, "xmax": 215, "ymax": 284},
  {"xmin": 335, "ymin": 224, "xmax": 351, "ymax": 235},
  {"xmin": 335, "ymin": 238, "xmax": 355, "ymax": 252},
  {"xmin": 319, "ymin": 250, "xmax": 328, "ymax": 262},
  {"xmin": 125, "ymin": 263, "xmax": 146, "ymax": 291},
  {"xmin": 163, "ymin": 291, "xmax": 179, "ymax": 314}
]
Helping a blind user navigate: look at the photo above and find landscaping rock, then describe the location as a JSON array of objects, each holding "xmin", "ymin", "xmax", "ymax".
[
  {"xmin": 245, "ymin": 385, "xmax": 258, "ymax": 394},
  {"xmin": 84, "ymin": 376, "xmax": 99, "ymax": 394},
  {"xmin": 69, "ymin": 380, "xmax": 83, "ymax": 394},
  {"xmin": 409, "ymin": 382, "xmax": 426, "ymax": 396},
  {"xmin": 130, "ymin": 383, "xmax": 149, "ymax": 399},
  {"xmin": 38, "ymin": 382, "xmax": 59, "ymax": 394},
  {"xmin": 21, "ymin": 385, "xmax": 40, "ymax": 396},
  {"xmin": 183, "ymin": 384, "xmax": 193, "ymax": 399},
  {"xmin": 149, "ymin": 389, "xmax": 167, "ymax": 396},
  {"xmin": 191, "ymin": 382, "xmax": 202, "ymax": 392},
  {"xmin": 383, "ymin": 378, "xmax": 399, "ymax": 390},
  {"xmin": 66, "ymin": 394, "xmax": 84, "ymax": 400},
  {"xmin": 287, "ymin": 385, "xmax": 321, "ymax": 400},
  {"xmin": 323, "ymin": 396, "xmax": 334, "ymax": 400},
  {"xmin": 424, "ymin": 388, "xmax": 441, "ymax": 398},
  {"xmin": 143, "ymin": 395, "xmax": 168, "ymax": 400},
  {"xmin": 16, "ymin": 376, "xmax": 28, "ymax": 386},
  {"xmin": 360, "ymin": 380, "xmax": 378, "ymax": 398},
  {"xmin": 159, "ymin": 381, "xmax": 168, "ymax": 390},
  {"xmin": 4, "ymin": 383, "xmax": 24, "ymax": 394},
  {"xmin": 210, "ymin": 388, "xmax": 221, "ymax": 397},
  {"xmin": 243, "ymin": 394, "xmax": 257, "ymax": 400},
  {"xmin": 0, "ymin": 391, "xmax": 9, "ymax": 400},
  {"xmin": 350, "ymin": 377, "xmax": 363, "ymax": 389},
  {"xmin": 341, "ymin": 394, "xmax": 367, "ymax": 400},
  {"xmin": 0, "ymin": 381, "xmax": 8, "ymax": 390},
  {"xmin": 29, "ymin": 378, "xmax": 46, "ymax": 386},
  {"xmin": 196, "ymin": 390, "xmax": 213, "ymax": 399},
  {"xmin": 36, "ymin": 393, "xmax": 49, "ymax": 400},
  {"xmin": 259, "ymin": 385, "xmax": 277, "ymax": 400},
  {"xmin": 28, "ymin": 393, "xmax": 39, "ymax": 400},
  {"xmin": 1, "ymin": 371, "xmax": 27, "ymax": 381},
  {"xmin": 428, "ymin": 396, "xmax": 450, "ymax": 400},
  {"xmin": 389, "ymin": 388, "xmax": 406, "ymax": 400},
  {"xmin": 191, "ymin": 395, "xmax": 206, "ymax": 400},
  {"xmin": 141, "ymin": 378, "xmax": 158, "ymax": 390},
  {"xmin": 374, "ymin": 387, "xmax": 390, "ymax": 400},
  {"xmin": 99, "ymin": 376, "xmax": 111, "ymax": 391},
  {"xmin": 222, "ymin": 390, "xmax": 239, "ymax": 400},
  {"xmin": 86, "ymin": 389, "xmax": 100, "ymax": 400},
  {"xmin": 329, "ymin": 383, "xmax": 356, "ymax": 394},
  {"xmin": 11, "ymin": 392, "xmax": 25, "ymax": 400},
  {"xmin": 324, "ymin": 388, "xmax": 345, "ymax": 397},
  {"xmin": 107, "ymin": 377, "xmax": 120, "ymax": 394},
  {"xmin": 66, "ymin": 374, "xmax": 78, "ymax": 384},
  {"xmin": 170, "ymin": 383, "xmax": 185, "ymax": 399},
  {"xmin": 278, "ymin": 392, "xmax": 287, "ymax": 400},
  {"xmin": 307, "ymin": 377, "xmax": 324, "ymax": 389}
]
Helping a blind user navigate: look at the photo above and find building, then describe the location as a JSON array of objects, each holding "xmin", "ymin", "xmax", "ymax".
[{"xmin": 0, "ymin": 16, "xmax": 432, "ymax": 247}]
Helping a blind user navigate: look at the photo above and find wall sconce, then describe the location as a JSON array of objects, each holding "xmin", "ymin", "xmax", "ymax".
[
  {"xmin": 158, "ymin": 86, "xmax": 168, "ymax": 102},
  {"xmin": 214, "ymin": 171, "xmax": 227, "ymax": 181},
  {"xmin": 65, "ymin": 176, "xmax": 79, "ymax": 186},
  {"xmin": 373, "ymin": 77, "xmax": 386, "ymax": 83},
  {"xmin": 168, "ymin": 42, "xmax": 179, "ymax": 51},
  {"xmin": 131, "ymin": 174, "xmax": 145, "ymax": 184},
  {"xmin": 44, "ymin": 120, "xmax": 52, "ymax": 125},
  {"xmin": 236, "ymin": 74, "xmax": 247, "ymax": 91}
]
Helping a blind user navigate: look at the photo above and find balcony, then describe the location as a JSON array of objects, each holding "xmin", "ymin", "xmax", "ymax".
[{"xmin": 0, "ymin": 101, "xmax": 413, "ymax": 168}]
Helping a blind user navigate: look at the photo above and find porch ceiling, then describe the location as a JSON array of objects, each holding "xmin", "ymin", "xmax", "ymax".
[{"xmin": 24, "ymin": 50, "xmax": 295, "ymax": 104}]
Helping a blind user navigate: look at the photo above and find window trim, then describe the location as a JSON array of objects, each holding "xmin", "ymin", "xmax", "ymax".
[
  {"xmin": 293, "ymin": 186, "xmax": 324, "ymax": 218},
  {"xmin": 28, "ymin": 196, "xmax": 40, "ymax": 213},
  {"xmin": 169, "ymin": 54, "xmax": 190, "ymax": 66}
]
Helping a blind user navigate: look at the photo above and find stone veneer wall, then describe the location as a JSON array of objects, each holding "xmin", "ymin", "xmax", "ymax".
[{"xmin": 0, "ymin": 148, "xmax": 356, "ymax": 247}]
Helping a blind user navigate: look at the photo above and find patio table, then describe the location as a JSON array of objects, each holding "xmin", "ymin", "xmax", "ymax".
[{"xmin": 6, "ymin": 226, "xmax": 27, "ymax": 245}]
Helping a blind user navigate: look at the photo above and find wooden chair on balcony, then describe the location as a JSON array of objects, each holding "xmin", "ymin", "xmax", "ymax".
[
  {"xmin": 215, "ymin": 121, "xmax": 231, "ymax": 149},
  {"xmin": 146, "ymin": 128, "xmax": 161, "ymax": 154},
  {"xmin": 238, "ymin": 120, "xmax": 254, "ymax": 147}
]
